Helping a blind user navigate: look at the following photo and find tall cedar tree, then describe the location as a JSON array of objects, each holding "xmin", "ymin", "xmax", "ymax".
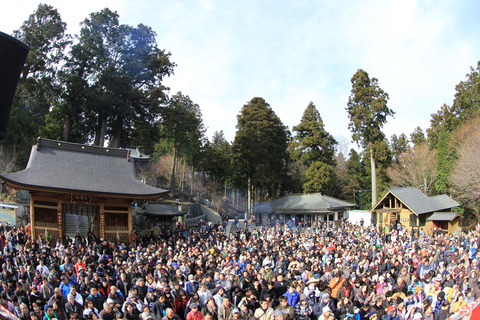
[
  {"xmin": 60, "ymin": 8, "xmax": 175, "ymax": 147},
  {"xmin": 290, "ymin": 102, "xmax": 337, "ymax": 167},
  {"xmin": 159, "ymin": 92, "xmax": 204, "ymax": 190},
  {"xmin": 427, "ymin": 61, "xmax": 480, "ymax": 147},
  {"xmin": 410, "ymin": 126, "xmax": 426, "ymax": 146},
  {"xmin": 231, "ymin": 97, "xmax": 289, "ymax": 215},
  {"xmin": 201, "ymin": 131, "xmax": 231, "ymax": 185},
  {"xmin": 390, "ymin": 133, "xmax": 409, "ymax": 163},
  {"xmin": 289, "ymin": 102, "xmax": 336, "ymax": 193},
  {"xmin": 346, "ymin": 69, "xmax": 394, "ymax": 208}
]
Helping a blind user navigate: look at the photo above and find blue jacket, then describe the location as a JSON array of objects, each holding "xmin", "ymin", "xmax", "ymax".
[{"xmin": 283, "ymin": 290, "xmax": 300, "ymax": 307}]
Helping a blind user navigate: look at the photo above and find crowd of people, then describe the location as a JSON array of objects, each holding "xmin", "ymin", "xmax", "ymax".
[{"xmin": 0, "ymin": 218, "xmax": 479, "ymax": 320}]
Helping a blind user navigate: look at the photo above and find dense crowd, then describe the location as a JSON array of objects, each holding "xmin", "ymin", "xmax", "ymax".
[{"xmin": 0, "ymin": 219, "xmax": 479, "ymax": 320}]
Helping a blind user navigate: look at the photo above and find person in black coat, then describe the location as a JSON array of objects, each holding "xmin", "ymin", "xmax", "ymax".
[
  {"xmin": 65, "ymin": 294, "xmax": 84, "ymax": 320},
  {"xmin": 152, "ymin": 294, "xmax": 168, "ymax": 320}
]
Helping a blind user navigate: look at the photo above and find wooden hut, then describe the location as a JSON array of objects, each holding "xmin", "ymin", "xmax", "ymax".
[
  {"xmin": 370, "ymin": 187, "xmax": 460, "ymax": 234},
  {"xmin": 0, "ymin": 138, "xmax": 168, "ymax": 243}
]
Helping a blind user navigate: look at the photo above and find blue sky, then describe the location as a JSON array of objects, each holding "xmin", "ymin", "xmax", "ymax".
[{"xmin": 2, "ymin": 0, "xmax": 480, "ymax": 148}]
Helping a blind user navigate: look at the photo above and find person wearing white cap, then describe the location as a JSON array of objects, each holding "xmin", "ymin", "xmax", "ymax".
[
  {"xmin": 318, "ymin": 306, "xmax": 332, "ymax": 320},
  {"xmin": 273, "ymin": 308, "xmax": 285, "ymax": 320}
]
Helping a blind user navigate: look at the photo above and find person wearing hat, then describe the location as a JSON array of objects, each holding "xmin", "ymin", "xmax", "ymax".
[
  {"xmin": 232, "ymin": 308, "xmax": 242, "ymax": 320},
  {"xmin": 385, "ymin": 306, "xmax": 399, "ymax": 319},
  {"xmin": 318, "ymin": 305, "xmax": 333, "ymax": 320},
  {"xmin": 395, "ymin": 297, "xmax": 407, "ymax": 319},
  {"xmin": 213, "ymin": 287, "xmax": 226, "ymax": 308},
  {"xmin": 141, "ymin": 311, "xmax": 154, "ymax": 320},
  {"xmin": 313, "ymin": 293, "xmax": 335, "ymax": 318},
  {"xmin": 186, "ymin": 302, "xmax": 204, "ymax": 320},
  {"xmin": 413, "ymin": 313, "xmax": 423, "ymax": 320},
  {"xmin": 145, "ymin": 287, "xmax": 157, "ymax": 308},
  {"xmin": 99, "ymin": 278, "xmax": 111, "ymax": 299},
  {"xmin": 43, "ymin": 305, "xmax": 60, "ymax": 320},
  {"xmin": 273, "ymin": 308, "xmax": 285, "ymax": 320}
]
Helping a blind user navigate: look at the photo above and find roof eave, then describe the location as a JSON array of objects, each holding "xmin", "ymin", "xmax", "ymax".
[{"xmin": 1, "ymin": 177, "xmax": 169, "ymax": 200}]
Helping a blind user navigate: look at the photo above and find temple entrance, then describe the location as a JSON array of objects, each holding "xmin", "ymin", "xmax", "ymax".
[{"xmin": 63, "ymin": 203, "xmax": 98, "ymax": 238}]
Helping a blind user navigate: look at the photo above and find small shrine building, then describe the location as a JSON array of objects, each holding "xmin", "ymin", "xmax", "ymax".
[{"xmin": 0, "ymin": 138, "xmax": 168, "ymax": 243}]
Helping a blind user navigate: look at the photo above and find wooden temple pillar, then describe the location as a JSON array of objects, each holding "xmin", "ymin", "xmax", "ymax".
[
  {"xmin": 128, "ymin": 203, "xmax": 133, "ymax": 236},
  {"xmin": 57, "ymin": 200, "xmax": 63, "ymax": 240},
  {"xmin": 99, "ymin": 203, "xmax": 105, "ymax": 240},
  {"xmin": 30, "ymin": 195, "xmax": 35, "ymax": 241}
]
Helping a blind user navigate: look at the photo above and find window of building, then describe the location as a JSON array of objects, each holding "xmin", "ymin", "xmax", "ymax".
[
  {"xmin": 410, "ymin": 214, "xmax": 418, "ymax": 227},
  {"xmin": 418, "ymin": 214, "xmax": 426, "ymax": 227}
]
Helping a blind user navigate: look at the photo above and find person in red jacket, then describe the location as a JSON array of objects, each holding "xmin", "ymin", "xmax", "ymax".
[{"xmin": 186, "ymin": 303, "xmax": 204, "ymax": 320}]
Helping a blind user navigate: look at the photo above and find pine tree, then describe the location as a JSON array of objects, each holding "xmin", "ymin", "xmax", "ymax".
[{"xmin": 346, "ymin": 69, "xmax": 394, "ymax": 208}]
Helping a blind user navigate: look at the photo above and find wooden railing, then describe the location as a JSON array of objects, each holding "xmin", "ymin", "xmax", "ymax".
[
  {"xmin": 35, "ymin": 221, "xmax": 59, "ymax": 243},
  {"xmin": 105, "ymin": 225, "xmax": 129, "ymax": 242}
]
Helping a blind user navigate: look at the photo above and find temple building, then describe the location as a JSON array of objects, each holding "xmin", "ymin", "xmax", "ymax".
[
  {"xmin": 253, "ymin": 193, "xmax": 355, "ymax": 228},
  {"xmin": 370, "ymin": 187, "xmax": 460, "ymax": 234},
  {"xmin": 0, "ymin": 138, "xmax": 168, "ymax": 242},
  {"xmin": 134, "ymin": 201, "xmax": 187, "ymax": 234}
]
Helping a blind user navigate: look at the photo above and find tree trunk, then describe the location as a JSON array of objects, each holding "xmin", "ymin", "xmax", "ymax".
[
  {"xmin": 110, "ymin": 120, "xmax": 123, "ymax": 148},
  {"xmin": 247, "ymin": 177, "xmax": 252, "ymax": 220},
  {"xmin": 94, "ymin": 118, "xmax": 101, "ymax": 146},
  {"xmin": 63, "ymin": 114, "xmax": 71, "ymax": 141},
  {"xmin": 191, "ymin": 166, "xmax": 195, "ymax": 195},
  {"xmin": 99, "ymin": 118, "xmax": 106, "ymax": 147},
  {"xmin": 181, "ymin": 161, "xmax": 186, "ymax": 191},
  {"xmin": 94, "ymin": 117, "xmax": 106, "ymax": 147},
  {"xmin": 370, "ymin": 146, "xmax": 377, "ymax": 209},
  {"xmin": 170, "ymin": 144, "xmax": 177, "ymax": 190}
]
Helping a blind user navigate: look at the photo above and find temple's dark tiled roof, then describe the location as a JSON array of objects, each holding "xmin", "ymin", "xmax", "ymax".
[
  {"xmin": 0, "ymin": 138, "xmax": 168, "ymax": 199},
  {"xmin": 135, "ymin": 201, "xmax": 186, "ymax": 217},
  {"xmin": 254, "ymin": 193, "xmax": 355, "ymax": 213}
]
